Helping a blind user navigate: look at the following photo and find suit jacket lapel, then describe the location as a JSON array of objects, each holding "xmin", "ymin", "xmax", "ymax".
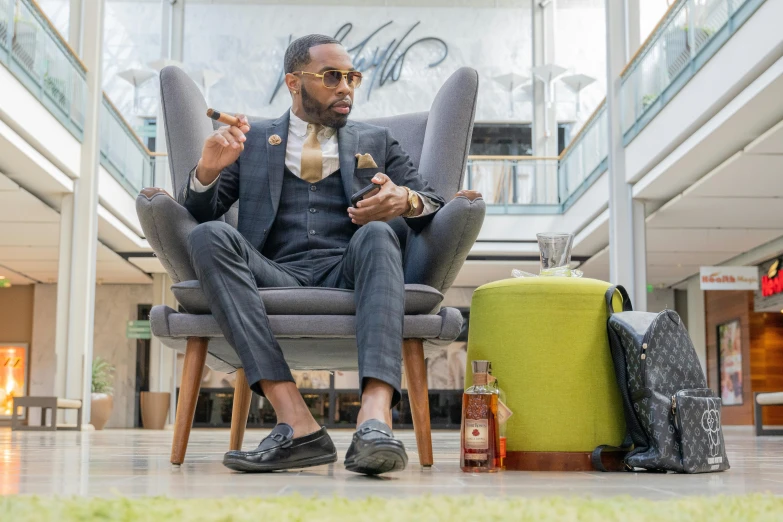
[
  {"xmin": 338, "ymin": 122, "xmax": 359, "ymax": 204},
  {"xmin": 266, "ymin": 111, "xmax": 289, "ymax": 219}
]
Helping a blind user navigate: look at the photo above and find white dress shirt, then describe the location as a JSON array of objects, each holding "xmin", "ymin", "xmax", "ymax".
[{"xmin": 191, "ymin": 110, "xmax": 437, "ymax": 216}]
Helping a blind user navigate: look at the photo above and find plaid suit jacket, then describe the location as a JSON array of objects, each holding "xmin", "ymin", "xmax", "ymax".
[{"xmin": 181, "ymin": 111, "xmax": 445, "ymax": 251}]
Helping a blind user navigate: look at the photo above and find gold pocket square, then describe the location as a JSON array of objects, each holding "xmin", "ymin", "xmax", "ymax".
[{"xmin": 355, "ymin": 153, "xmax": 378, "ymax": 169}]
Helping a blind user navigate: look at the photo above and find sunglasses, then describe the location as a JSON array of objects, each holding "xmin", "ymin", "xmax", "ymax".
[{"xmin": 293, "ymin": 70, "xmax": 363, "ymax": 89}]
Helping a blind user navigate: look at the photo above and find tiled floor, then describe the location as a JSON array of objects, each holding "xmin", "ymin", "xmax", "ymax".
[{"xmin": 1, "ymin": 426, "xmax": 782, "ymax": 499}]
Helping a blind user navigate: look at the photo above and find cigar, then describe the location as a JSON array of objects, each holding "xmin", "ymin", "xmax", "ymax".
[{"xmin": 207, "ymin": 108, "xmax": 245, "ymax": 127}]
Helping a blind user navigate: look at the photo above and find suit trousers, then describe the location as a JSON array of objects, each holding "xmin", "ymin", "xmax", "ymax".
[{"xmin": 187, "ymin": 220, "xmax": 405, "ymax": 405}]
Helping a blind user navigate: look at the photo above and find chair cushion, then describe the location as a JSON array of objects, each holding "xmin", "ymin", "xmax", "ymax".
[
  {"xmin": 56, "ymin": 399, "xmax": 82, "ymax": 409},
  {"xmin": 171, "ymin": 281, "xmax": 443, "ymax": 315},
  {"xmin": 756, "ymin": 392, "xmax": 783, "ymax": 405},
  {"xmin": 149, "ymin": 305, "xmax": 463, "ymax": 373}
]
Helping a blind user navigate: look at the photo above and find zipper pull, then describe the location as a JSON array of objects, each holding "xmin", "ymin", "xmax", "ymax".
[{"xmin": 671, "ymin": 395, "xmax": 677, "ymax": 414}]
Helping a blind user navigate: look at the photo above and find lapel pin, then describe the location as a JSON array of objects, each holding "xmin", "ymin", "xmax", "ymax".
[{"xmin": 268, "ymin": 134, "xmax": 282, "ymax": 146}]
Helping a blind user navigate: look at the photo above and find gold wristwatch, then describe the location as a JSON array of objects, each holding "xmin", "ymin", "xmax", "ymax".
[{"xmin": 402, "ymin": 186, "xmax": 420, "ymax": 217}]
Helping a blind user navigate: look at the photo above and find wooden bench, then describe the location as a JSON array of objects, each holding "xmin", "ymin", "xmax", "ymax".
[
  {"xmin": 754, "ymin": 392, "xmax": 783, "ymax": 436},
  {"xmin": 11, "ymin": 397, "xmax": 83, "ymax": 431}
]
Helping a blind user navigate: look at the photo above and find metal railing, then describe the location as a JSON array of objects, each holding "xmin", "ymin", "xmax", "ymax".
[
  {"xmin": 100, "ymin": 94, "xmax": 156, "ymax": 193},
  {"xmin": 465, "ymin": 102, "xmax": 608, "ymax": 213},
  {"xmin": 0, "ymin": 0, "xmax": 87, "ymax": 137},
  {"xmin": 620, "ymin": 0, "xmax": 764, "ymax": 142},
  {"xmin": 0, "ymin": 0, "xmax": 161, "ymax": 197},
  {"xmin": 557, "ymin": 101, "xmax": 608, "ymax": 206},
  {"xmin": 465, "ymin": 157, "xmax": 559, "ymax": 207},
  {"xmin": 467, "ymin": 0, "xmax": 760, "ymax": 213}
]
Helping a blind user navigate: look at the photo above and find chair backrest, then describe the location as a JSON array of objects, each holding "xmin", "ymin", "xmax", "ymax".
[
  {"xmin": 159, "ymin": 66, "xmax": 213, "ymax": 200},
  {"xmin": 365, "ymin": 67, "xmax": 479, "ymax": 202},
  {"xmin": 159, "ymin": 65, "xmax": 479, "ymax": 206}
]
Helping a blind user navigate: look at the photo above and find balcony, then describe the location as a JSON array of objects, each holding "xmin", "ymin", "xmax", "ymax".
[
  {"xmin": 620, "ymin": 0, "xmax": 765, "ymax": 144},
  {"xmin": 0, "ymin": 0, "xmax": 159, "ymax": 197},
  {"xmin": 465, "ymin": 102, "xmax": 608, "ymax": 214}
]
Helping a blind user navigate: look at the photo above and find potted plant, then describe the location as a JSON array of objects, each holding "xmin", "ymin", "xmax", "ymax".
[
  {"xmin": 642, "ymin": 93, "xmax": 660, "ymax": 111},
  {"xmin": 140, "ymin": 390, "xmax": 171, "ymax": 430},
  {"xmin": 91, "ymin": 357, "xmax": 114, "ymax": 430}
]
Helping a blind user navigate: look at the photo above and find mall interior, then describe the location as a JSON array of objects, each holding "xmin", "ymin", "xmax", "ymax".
[{"xmin": 1, "ymin": 0, "xmax": 783, "ymax": 519}]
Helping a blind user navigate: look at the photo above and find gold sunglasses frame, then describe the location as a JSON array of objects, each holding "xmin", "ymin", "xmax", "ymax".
[{"xmin": 292, "ymin": 70, "xmax": 363, "ymax": 89}]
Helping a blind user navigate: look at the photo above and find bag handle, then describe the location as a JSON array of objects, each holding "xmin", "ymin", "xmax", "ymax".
[
  {"xmin": 591, "ymin": 443, "xmax": 630, "ymax": 472},
  {"xmin": 605, "ymin": 285, "xmax": 633, "ymax": 316}
]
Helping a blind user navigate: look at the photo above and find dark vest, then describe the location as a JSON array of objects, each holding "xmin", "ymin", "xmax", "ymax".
[{"xmin": 262, "ymin": 167, "xmax": 357, "ymax": 264}]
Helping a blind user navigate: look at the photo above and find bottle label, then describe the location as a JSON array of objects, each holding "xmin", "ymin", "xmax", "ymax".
[
  {"xmin": 465, "ymin": 419, "xmax": 489, "ymax": 450},
  {"xmin": 497, "ymin": 399, "xmax": 514, "ymax": 425}
]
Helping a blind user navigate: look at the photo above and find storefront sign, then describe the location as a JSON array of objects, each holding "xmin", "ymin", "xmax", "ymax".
[
  {"xmin": 700, "ymin": 266, "xmax": 759, "ymax": 291},
  {"xmin": 126, "ymin": 320, "xmax": 151, "ymax": 340},
  {"xmin": 755, "ymin": 257, "xmax": 783, "ymax": 312},
  {"xmin": 269, "ymin": 21, "xmax": 449, "ymax": 103},
  {"xmin": 761, "ymin": 258, "xmax": 782, "ymax": 297}
]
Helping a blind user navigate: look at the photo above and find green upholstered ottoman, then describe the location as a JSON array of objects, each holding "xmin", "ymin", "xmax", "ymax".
[{"xmin": 466, "ymin": 277, "xmax": 626, "ymax": 471}]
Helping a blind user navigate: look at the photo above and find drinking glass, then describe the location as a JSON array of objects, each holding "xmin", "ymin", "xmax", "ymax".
[{"xmin": 536, "ymin": 232, "xmax": 582, "ymax": 277}]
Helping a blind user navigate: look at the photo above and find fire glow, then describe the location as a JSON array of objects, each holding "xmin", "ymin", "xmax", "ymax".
[{"xmin": 0, "ymin": 347, "xmax": 26, "ymax": 418}]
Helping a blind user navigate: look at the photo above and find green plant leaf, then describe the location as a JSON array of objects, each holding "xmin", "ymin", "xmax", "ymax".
[{"xmin": 91, "ymin": 356, "xmax": 115, "ymax": 395}]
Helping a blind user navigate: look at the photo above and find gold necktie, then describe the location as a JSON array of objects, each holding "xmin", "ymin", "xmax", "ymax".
[{"xmin": 300, "ymin": 123, "xmax": 323, "ymax": 183}]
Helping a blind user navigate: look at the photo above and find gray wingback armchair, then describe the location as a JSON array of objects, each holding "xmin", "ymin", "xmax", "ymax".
[{"xmin": 136, "ymin": 65, "xmax": 485, "ymax": 467}]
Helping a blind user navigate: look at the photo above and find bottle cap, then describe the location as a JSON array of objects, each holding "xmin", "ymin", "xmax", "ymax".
[{"xmin": 472, "ymin": 360, "xmax": 491, "ymax": 374}]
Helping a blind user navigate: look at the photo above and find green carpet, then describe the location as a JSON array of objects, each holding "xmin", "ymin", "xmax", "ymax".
[{"xmin": 1, "ymin": 494, "xmax": 782, "ymax": 521}]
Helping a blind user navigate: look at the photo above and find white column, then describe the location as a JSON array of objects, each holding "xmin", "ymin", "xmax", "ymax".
[
  {"xmin": 605, "ymin": 0, "xmax": 646, "ymax": 304},
  {"xmin": 625, "ymin": 0, "xmax": 641, "ymax": 56},
  {"xmin": 65, "ymin": 0, "xmax": 105, "ymax": 426},
  {"xmin": 532, "ymin": 0, "xmax": 559, "ymax": 204},
  {"xmin": 155, "ymin": 0, "xmax": 186, "ymax": 192},
  {"xmin": 686, "ymin": 275, "xmax": 707, "ymax": 374},
  {"xmin": 53, "ymin": 194, "xmax": 73, "ymax": 421},
  {"xmin": 632, "ymin": 199, "xmax": 647, "ymax": 311},
  {"xmin": 148, "ymin": 273, "xmax": 178, "ymax": 424},
  {"xmin": 68, "ymin": 0, "xmax": 83, "ymax": 54},
  {"xmin": 532, "ymin": 0, "xmax": 558, "ymax": 158},
  {"xmin": 170, "ymin": 0, "xmax": 185, "ymax": 63}
]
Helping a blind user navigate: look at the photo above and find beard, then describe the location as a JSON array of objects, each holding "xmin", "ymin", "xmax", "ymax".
[{"xmin": 301, "ymin": 84, "xmax": 351, "ymax": 129}]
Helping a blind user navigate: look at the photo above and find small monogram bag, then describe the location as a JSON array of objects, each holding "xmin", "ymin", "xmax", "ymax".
[{"xmin": 592, "ymin": 285, "xmax": 730, "ymax": 473}]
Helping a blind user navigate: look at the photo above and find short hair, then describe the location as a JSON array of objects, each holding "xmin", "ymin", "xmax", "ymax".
[{"xmin": 284, "ymin": 34, "xmax": 342, "ymax": 74}]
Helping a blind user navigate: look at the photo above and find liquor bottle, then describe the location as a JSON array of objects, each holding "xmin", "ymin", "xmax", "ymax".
[
  {"xmin": 488, "ymin": 370, "xmax": 511, "ymax": 470},
  {"xmin": 461, "ymin": 360, "xmax": 500, "ymax": 472}
]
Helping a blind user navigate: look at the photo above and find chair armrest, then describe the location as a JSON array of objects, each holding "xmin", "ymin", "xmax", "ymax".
[
  {"xmin": 136, "ymin": 188, "xmax": 199, "ymax": 283},
  {"xmin": 404, "ymin": 190, "xmax": 485, "ymax": 293}
]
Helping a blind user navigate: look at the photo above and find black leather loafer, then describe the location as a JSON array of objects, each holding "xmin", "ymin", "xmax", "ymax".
[
  {"xmin": 223, "ymin": 424, "xmax": 337, "ymax": 473},
  {"xmin": 344, "ymin": 419, "xmax": 408, "ymax": 475}
]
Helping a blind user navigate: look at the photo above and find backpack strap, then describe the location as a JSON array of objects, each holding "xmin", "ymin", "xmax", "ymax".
[
  {"xmin": 605, "ymin": 285, "xmax": 633, "ymax": 316},
  {"xmin": 591, "ymin": 437, "xmax": 632, "ymax": 472}
]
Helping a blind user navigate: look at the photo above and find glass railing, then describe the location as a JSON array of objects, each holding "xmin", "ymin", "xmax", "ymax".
[
  {"xmin": 0, "ymin": 0, "xmax": 160, "ymax": 196},
  {"xmin": 467, "ymin": 0, "xmax": 759, "ymax": 213},
  {"xmin": 558, "ymin": 102, "xmax": 608, "ymax": 206},
  {"xmin": 465, "ymin": 157, "xmax": 560, "ymax": 209},
  {"xmin": 620, "ymin": 0, "xmax": 764, "ymax": 142},
  {"xmin": 0, "ymin": 0, "xmax": 87, "ymax": 137},
  {"xmin": 465, "ymin": 102, "xmax": 608, "ymax": 213},
  {"xmin": 100, "ymin": 95, "xmax": 155, "ymax": 193}
]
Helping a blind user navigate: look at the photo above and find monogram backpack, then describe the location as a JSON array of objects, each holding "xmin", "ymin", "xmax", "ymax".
[{"xmin": 592, "ymin": 285, "xmax": 730, "ymax": 473}]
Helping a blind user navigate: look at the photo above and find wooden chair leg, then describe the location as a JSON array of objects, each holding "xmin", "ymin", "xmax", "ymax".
[
  {"xmin": 229, "ymin": 369, "xmax": 252, "ymax": 451},
  {"xmin": 402, "ymin": 339, "xmax": 434, "ymax": 467},
  {"xmin": 171, "ymin": 337, "xmax": 208, "ymax": 465}
]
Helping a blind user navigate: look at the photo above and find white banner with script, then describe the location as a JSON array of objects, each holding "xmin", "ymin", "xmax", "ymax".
[{"xmin": 700, "ymin": 267, "xmax": 759, "ymax": 290}]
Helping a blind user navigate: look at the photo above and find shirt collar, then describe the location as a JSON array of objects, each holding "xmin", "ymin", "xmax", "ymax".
[{"xmin": 288, "ymin": 109, "xmax": 337, "ymax": 139}]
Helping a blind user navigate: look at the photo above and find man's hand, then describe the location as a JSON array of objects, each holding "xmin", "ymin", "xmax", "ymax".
[
  {"xmin": 348, "ymin": 173, "xmax": 419, "ymax": 225},
  {"xmin": 196, "ymin": 114, "xmax": 251, "ymax": 186}
]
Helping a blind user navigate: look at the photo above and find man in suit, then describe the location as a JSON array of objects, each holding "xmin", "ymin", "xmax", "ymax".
[{"xmin": 182, "ymin": 34, "xmax": 445, "ymax": 475}]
